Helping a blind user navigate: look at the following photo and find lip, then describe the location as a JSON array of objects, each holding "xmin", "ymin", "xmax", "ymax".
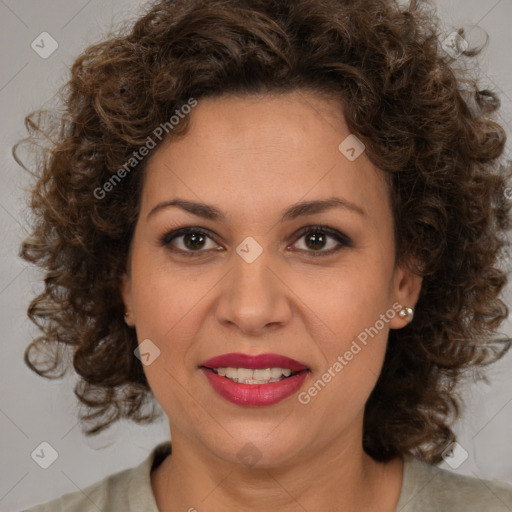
[
  {"xmin": 200, "ymin": 352, "xmax": 309, "ymax": 371},
  {"xmin": 199, "ymin": 353, "xmax": 310, "ymax": 407}
]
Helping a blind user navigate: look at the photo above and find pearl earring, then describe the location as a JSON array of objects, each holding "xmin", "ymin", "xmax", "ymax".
[{"xmin": 398, "ymin": 306, "xmax": 414, "ymax": 321}]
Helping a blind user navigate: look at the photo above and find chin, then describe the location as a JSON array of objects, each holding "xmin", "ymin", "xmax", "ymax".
[{"xmin": 203, "ymin": 427, "xmax": 309, "ymax": 469}]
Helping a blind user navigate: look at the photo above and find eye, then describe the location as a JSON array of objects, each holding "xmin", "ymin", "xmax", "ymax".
[
  {"xmin": 289, "ymin": 225, "xmax": 353, "ymax": 256},
  {"xmin": 159, "ymin": 225, "xmax": 353, "ymax": 257},
  {"xmin": 160, "ymin": 227, "xmax": 221, "ymax": 255}
]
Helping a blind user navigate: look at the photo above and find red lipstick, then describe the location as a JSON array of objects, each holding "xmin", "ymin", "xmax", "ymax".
[
  {"xmin": 199, "ymin": 353, "xmax": 309, "ymax": 407},
  {"xmin": 201, "ymin": 353, "xmax": 309, "ymax": 371}
]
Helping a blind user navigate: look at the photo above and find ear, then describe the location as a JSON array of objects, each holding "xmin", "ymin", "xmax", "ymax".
[
  {"xmin": 389, "ymin": 262, "xmax": 423, "ymax": 329},
  {"xmin": 120, "ymin": 272, "xmax": 135, "ymax": 327}
]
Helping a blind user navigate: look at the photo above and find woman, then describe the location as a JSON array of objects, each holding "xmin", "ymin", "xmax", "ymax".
[{"xmin": 16, "ymin": 0, "xmax": 512, "ymax": 510}]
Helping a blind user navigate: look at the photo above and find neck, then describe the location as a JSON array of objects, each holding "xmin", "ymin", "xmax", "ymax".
[{"xmin": 151, "ymin": 423, "xmax": 403, "ymax": 512}]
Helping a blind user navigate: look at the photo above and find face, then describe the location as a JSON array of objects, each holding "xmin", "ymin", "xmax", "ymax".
[{"xmin": 121, "ymin": 91, "xmax": 422, "ymax": 468}]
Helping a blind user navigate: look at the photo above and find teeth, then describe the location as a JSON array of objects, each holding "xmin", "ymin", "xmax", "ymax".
[
  {"xmin": 214, "ymin": 367, "xmax": 297, "ymax": 384},
  {"xmin": 271, "ymin": 367, "xmax": 282, "ymax": 379},
  {"xmin": 254, "ymin": 368, "xmax": 271, "ymax": 380},
  {"xmin": 225, "ymin": 368, "xmax": 238, "ymax": 379},
  {"xmin": 238, "ymin": 368, "xmax": 253, "ymax": 381}
]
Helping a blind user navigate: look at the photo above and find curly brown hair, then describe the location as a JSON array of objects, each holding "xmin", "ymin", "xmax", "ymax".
[{"xmin": 14, "ymin": 0, "xmax": 511, "ymax": 464}]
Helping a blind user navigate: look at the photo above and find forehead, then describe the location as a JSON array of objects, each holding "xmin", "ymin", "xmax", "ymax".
[{"xmin": 140, "ymin": 92, "xmax": 390, "ymax": 225}]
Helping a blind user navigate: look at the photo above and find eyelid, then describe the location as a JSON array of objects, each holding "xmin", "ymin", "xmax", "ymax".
[
  {"xmin": 290, "ymin": 225, "xmax": 354, "ymax": 249},
  {"xmin": 159, "ymin": 224, "xmax": 353, "ymax": 255},
  {"xmin": 159, "ymin": 226, "xmax": 216, "ymax": 247}
]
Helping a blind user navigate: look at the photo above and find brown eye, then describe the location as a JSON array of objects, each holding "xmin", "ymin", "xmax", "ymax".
[
  {"xmin": 304, "ymin": 231, "xmax": 328, "ymax": 250},
  {"xmin": 182, "ymin": 232, "xmax": 208, "ymax": 250},
  {"xmin": 160, "ymin": 228, "xmax": 219, "ymax": 254},
  {"xmin": 290, "ymin": 226, "xmax": 353, "ymax": 256}
]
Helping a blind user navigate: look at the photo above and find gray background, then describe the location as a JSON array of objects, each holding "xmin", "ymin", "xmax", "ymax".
[{"xmin": 1, "ymin": 1, "xmax": 511, "ymax": 510}]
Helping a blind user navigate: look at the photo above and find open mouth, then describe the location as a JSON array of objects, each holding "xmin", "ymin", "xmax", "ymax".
[
  {"xmin": 199, "ymin": 353, "xmax": 310, "ymax": 406},
  {"xmin": 203, "ymin": 366, "xmax": 305, "ymax": 385}
]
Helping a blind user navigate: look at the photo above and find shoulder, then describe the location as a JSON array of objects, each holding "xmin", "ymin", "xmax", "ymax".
[
  {"xmin": 396, "ymin": 455, "xmax": 512, "ymax": 512},
  {"xmin": 21, "ymin": 441, "xmax": 171, "ymax": 512}
]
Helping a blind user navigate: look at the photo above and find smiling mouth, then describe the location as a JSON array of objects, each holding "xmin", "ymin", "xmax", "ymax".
[{"xmin": 203, "ymin": 366, "xmax": 304, "ymax": 384}]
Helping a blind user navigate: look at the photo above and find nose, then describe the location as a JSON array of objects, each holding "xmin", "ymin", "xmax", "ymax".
[{"xmin": 214, "ymin": 247, "xmax": 293, "ymax": 336}]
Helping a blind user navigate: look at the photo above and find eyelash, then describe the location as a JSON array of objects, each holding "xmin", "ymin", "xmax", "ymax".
[{"xmin": 159, "ymin": 225, "xmax": 353, "ymax": 258}]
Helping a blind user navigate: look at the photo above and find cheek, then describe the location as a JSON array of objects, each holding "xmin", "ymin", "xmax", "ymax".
[
  {"xmin": 130, "ymin": 248, "xmax": 216, "ymax": 340},
  {"xmin": 128, "ymin": 257, "xmax": 209, "ymax": 426},
  {"xmin": 292, "ymin": 258, "xmax": 394, "ymax": 410},
  {"xmin": 290, "ymin": 255, "xmax": 395, "ymax": 349},
  {"xmin": 299, "ymin": 310, "xmax": 392, "ymax": 431},
  {"xmin": 127, "ymin": 257, "xmax": 201, "ymax": 403}
]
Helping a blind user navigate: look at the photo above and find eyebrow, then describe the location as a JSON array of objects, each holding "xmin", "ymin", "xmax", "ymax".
[{"xmin": 146, "ymin": 197, "xmax": 366, "ymax": 222}]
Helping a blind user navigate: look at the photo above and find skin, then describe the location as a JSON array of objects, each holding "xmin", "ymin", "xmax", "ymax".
[{"xmin": 120, "ymin": 91, "xmax": 423, "ymax": 512}]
